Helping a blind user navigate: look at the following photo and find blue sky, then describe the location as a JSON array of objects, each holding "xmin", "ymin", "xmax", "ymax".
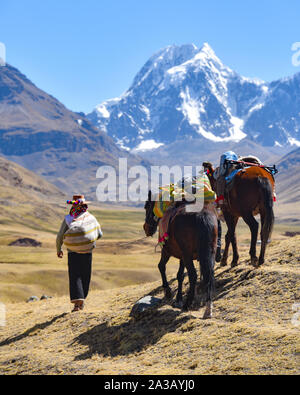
[{"xmin": 1, "ymin": 0, "xmax": 300, "ymax": 113}]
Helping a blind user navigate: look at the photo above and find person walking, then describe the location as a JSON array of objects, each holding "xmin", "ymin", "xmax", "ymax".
[{"xmin": 56, "ymin": 195, "xmax": 102, "ymax": 312}]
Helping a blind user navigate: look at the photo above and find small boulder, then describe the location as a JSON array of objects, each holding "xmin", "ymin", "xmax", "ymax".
[
  {"xmin": 26, "ymin": 296, "xmax": 39, "ymax": 303},
  {"xmin": 130, "ymin": 295, "xmax": 162, "ymax": 319},
  {"xmin": 40, "ymin": 295, "xmax": 52, "ymax": 300},
  {"xmin": 284, "ymin": 231, "xmax": 300, "ymax": 237},
  {"xmin": 9, "ymin": 238, "xmax": 42, "ymax": 247}
]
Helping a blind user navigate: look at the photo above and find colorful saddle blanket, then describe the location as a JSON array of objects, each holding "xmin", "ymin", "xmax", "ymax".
[
  {"xmin": 153, "ymin": 185, "xmax": 175, "ymax": 219},
  {"xmin": 153, "ymin": 173, "xmax": 216, "ymax": 219},
  {"xmin": 154, "ymin": 173, "xmax": 216, "ymax": 247}
]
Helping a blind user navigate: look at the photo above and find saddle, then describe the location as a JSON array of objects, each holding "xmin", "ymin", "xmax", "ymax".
[
  {"xmin": 232, "ymin": 156, "xmax": 277, "ymax": 178},
  {"xmin": 215, "ymin": 154, "xmax": 278, "ymax": 206},
  {"xmin": 224, "ymin": 157, "xmax": 257, "ymax": 192}
]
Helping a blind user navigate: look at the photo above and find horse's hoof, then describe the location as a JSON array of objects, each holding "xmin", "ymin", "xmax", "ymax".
[
  {"xmin": 220, "ymin": 260, "xmax": 227, "ymax": 267},
  {"xmin": 258, "ymin": 260, "xmax": 264, "ymax": 267},
  {"xmin": 164, "ymin": 288, "xmax": 172, "ymax": 299},
  {"xmin": 250, "ymin": 257, "xmax": 259, "ymax": 268},
  {"xmin": 173, "ymin": 300, "xmax": 183, "ymax": 309},
  {"xmin": 202, "ymin": 310, "xmax": 212, "ymax": 319},
  {"xmin": 196, "ymin": 284, "xmax": 202, "ymax": 295},
  {"xmin": 202, "ymin": 303, "xmax": 213, "ymax": 319},
  {"xmin": 182, "ymin": 302, "xmax": 191, "ymax": 312},
  {"xmin": 231, "ymin": 261, "xmax": 238, "ymax": 268},
  {"xmin": 215, "ymin": 251, "xmax": 222, "ymax": 263}
]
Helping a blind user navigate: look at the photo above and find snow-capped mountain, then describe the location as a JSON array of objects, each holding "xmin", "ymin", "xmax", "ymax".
[
  {"xmin": 244, "ymin": 73, "xmax": 300, "ymax": 147},
  {"xmin": 88, "ymin": 43, "xmax": 300, "ymax": 152}
]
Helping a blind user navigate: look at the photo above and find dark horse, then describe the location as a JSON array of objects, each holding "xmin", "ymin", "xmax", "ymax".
[
  {"xmin": 143, "ymin": 191, "xmax": 219, "ymax": 319},
  {"xmin": 203, "ymin": 161, "xmax": 275, "ymax": 268}
]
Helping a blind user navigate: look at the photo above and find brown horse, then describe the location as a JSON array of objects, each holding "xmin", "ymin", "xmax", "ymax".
[
  {"xmin": 144, "ymin": 191, "xmax": 219, "ymax": 318},
  {"xmin": 203, "ymin": 162, "xmax": 275, "ymax": 268}
]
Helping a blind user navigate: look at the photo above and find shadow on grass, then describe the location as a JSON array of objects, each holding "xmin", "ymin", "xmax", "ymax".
[
  {"xmin": 147, "ymin": 264, "xmax": 256, "ymax": 306},
  {"xmin": 214, "ymin": 267, "xmax": 257, "ymax": 300},
  {"xmin": 73, "ymin": 308, "xmax": 190, "ymax": 360},
  {"xmin": 0, "ymin": 313, "xmax": 67, "ymax": 347},
  {"xmin": 73, "ymin": 264, "xmax": 258, "ymax": 361}
]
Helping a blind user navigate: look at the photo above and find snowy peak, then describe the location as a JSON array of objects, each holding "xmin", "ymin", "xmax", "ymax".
[
  {"xmin": 88, "ymin": 43, "xmax": 300, "ymax": 151},
  {"xmin": 200, "ymin": 42, "xmax": 216, "ymax": 56},
  {"xmin": 130, "ymin": 43, "xmax": 199, "ymax": 91},
  {"xmin": 194, "ymin": 42, "xmax": 228, "ymax": 69},
  {"xmin": 166, "ymin": 43, "xmax": 233, "ymax": 84}
]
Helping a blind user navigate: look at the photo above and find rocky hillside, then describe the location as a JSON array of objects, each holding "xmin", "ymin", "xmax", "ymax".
[
  {"xmin": 277, "ymin": 147, "xmax": 300, "ymax": 203},
  {"xmin": 0, "ymin": 236, "xmax": 299, "ymax": 375},
  {"xmin": 0, "ymin": 155, "xmax": 66, "ymax": 230},
  {"xmin": 0, "ymin": 64, "xmax": 148, "ymax": 196},
  {"xmin": 274, "ymin": 147, "xmax": 300, "ymax": 221},
  {"xmin": 0, "ymin": 155, "xmax": 64, "ymax": 197},
  {"xmin": 0, "ymin": 64, "xmax": 121, "ymax": 157}
]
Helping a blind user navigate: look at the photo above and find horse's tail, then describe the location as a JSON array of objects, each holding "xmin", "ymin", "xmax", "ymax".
[
  {"xmin": 196, "ymin": 211, "xmax": 217, "ymax": 303},
  {"xmin": 216, "ymin": 219, "xmax": 222, "ymax": 263},
  {"xmin": 258, "ymin": 177, "xmax": 274, "ymax": 244}
]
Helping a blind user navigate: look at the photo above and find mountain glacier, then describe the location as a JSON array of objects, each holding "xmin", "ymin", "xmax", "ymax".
[{"xmin": 88, "ymin": 43, "xmax": 300, "ymax": 152}]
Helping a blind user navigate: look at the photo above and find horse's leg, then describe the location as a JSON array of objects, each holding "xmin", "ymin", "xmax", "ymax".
[
  {"xmin": 229, "ymin": 217, "xmax": 239, "ymax": 267},
  {"xmin": 182, "ymin": 254, "xmax": 197, "ymax": 311},
  {"xmin": 259, "ymin": 213, "xmax": 266, "ymax": 266},
  {"xmin": 222, "ymin": 212, "xmax": 239, "ymax": 267},
  {"xmin": 199, "ymin": 246, "xmax": 215, "ymax": 319},
  {"xmin": 242, "ymin": 213, "xmax": 259, "ymax": 267},
  {"xmin": 220, "ymin": 231, "xmax": 230, "ymax": 267},
  {"xmin": 258, "ymin": 180, "xmax": 274, "ymax": 266},
  {"xmin": 174, "ymin": 259, "xmax": 185, "ymax": 308},
  {"xmin": 158, "ymin": 249, "xmax": 172, "ymax": 299}
]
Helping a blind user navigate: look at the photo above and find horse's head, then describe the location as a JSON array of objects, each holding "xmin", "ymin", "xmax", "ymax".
[
  {"xmin": 143, "ymin": 190, "xmax": 159, "ymax": 237},
  {"xmin": 202, "ymin": 162, "xmax": 217, "ymax": 193}
]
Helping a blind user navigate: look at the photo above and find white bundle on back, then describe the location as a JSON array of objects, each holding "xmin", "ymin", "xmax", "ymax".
[{"xmin": 63, "ymin": 212, "xmax": 101, "ymax": 253}]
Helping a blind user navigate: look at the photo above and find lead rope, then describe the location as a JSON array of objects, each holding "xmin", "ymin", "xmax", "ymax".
[
  {"xmin": 117, "ymin": 236, "xmax": 148, "ymax": 247},
  {"xmin": 118, "ymin": 236, "xmax": 162, "ymax": 254}
]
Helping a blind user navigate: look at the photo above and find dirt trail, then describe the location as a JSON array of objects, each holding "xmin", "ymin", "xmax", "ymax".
[{"xmin": 0, "ymin": 237, "xmax": 299, "ymax": 375}]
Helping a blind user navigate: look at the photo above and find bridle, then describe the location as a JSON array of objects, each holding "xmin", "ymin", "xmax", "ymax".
[{"xmin": 144, "ymin": 199, "xmax": 159, "ymax": 234}]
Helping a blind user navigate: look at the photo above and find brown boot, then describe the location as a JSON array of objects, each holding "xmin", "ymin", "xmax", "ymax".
[{"xmin": 71, "ymin": 300, "xmax": 84, "ymax": 312}]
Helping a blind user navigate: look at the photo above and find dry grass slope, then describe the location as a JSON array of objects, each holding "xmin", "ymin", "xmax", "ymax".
[
  {"xmin": 0, "ymin": 236, "xmax": 299, "ymax": 375},
  {"xmin": 0, "ymin": 155, "xmax": 66, "ymax": 231}
]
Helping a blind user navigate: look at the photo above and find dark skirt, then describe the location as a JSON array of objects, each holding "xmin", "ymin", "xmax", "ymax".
[{"xmin": 68, "ymin": 252, "xmax": 92, "ymax": 302}]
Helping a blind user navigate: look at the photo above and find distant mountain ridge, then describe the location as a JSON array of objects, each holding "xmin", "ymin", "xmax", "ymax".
[
  {"xmin": 0, "ymin": 64, "xmax": 149, "ymax": 196},
  {"xmin": 276, "ymin": 147, "xmax": 300, "ymax": 204},
  {"xmin": 0, "ymin": 155, "xmax": 66, "ymax": 231},
  {"xmin": 0, "ymin": 155, "xmax": 64, "ymax": 197},
  {"xmin": 0, "ymin": 64, "xmax": 106, "ymax": 155},
  {"xmin": 88, "ymin": 43, "xmax": 300, "ymax": 153}
]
